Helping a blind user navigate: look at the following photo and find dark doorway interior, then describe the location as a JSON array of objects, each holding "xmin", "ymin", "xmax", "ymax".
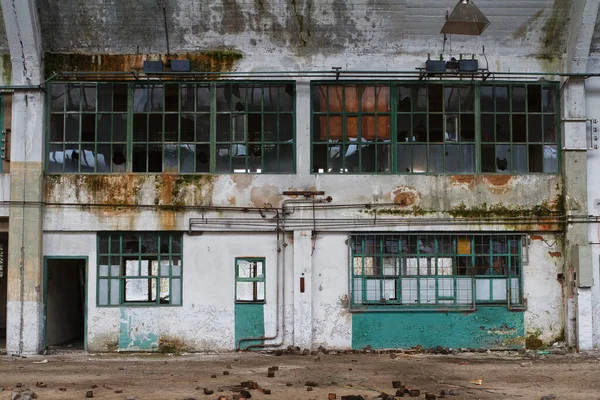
[{"xmin": 46, "ymin": 259, "xmax": 85, "ymax": 349}]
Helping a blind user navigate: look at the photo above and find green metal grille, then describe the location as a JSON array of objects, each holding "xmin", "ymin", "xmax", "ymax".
[{"xmin": 350, "ymin": 233, "xmax": 524, "ymax": 310}]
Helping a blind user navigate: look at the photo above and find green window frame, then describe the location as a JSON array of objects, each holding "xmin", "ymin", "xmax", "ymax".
[
  {"xmin": 97, "ymin": 232, "xmax": 183, "ymax": 307},
  {"xmin": 350, "ymin": 233, "xmax": 524, "ymax": 311},
  {"xmin": 47, "ymin": 81, "xmax": 296, "ymax": 174},
  {"xmin": 235, "ymin": 257, "xmax": 265, "ymax": 303},
  {"xmin": 311, "ymin": 81, "xmax": 559, "ymax": 174}
]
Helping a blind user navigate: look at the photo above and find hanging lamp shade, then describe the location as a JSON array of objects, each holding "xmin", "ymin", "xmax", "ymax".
[{"xmin": 440, "ymin": 0, "xmax": 490, "ymax": 36}]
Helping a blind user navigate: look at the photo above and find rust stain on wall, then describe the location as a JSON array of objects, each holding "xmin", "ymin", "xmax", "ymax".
[
  {"xmin": 45, "ymin": 174, "xmax": 215, "ymax": 215},
  {"xmin": 548, "ymin": 251, "xmax": 562, "ymax": 258},
  {"xmin": 450, "ymin": 175, "xmax": 475, "ymax": 188},
  {"xmin": 530, "ymin": 234, "xmax": 544, "ymax": 241},
  {"xmin": 537, "ymin": 217, "xmax": 562, "ymax": 232},
  {"xmin": 392, "ymin": 186, "xmax": 420, "ymax": 208},
  {"xmin": 231, "ymin": 174, "xmax": 253, "ymax": 190},
  {"xmin": 250, "ymin": 184, "xmax": 281, "ymax": 207},
  {"xmin": 45, "ymin": 50, "xmax": 243, "ymax": 78},
  {"xmin": 483, "ymin": 175, "xmax": 514, "ymax": 194}
]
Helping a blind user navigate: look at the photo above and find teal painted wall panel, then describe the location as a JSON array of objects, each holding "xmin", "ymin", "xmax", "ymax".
[
  {"xmin": 235, "ymin": 303, "xmax": 265, "ymax": 350},
  {"xmin": 119, "ymin": 309, "xmax": 158, "ymax": 351},
  {"xmin": 352, "ymin": 307, "xmax": 524, "ymax": 349}
]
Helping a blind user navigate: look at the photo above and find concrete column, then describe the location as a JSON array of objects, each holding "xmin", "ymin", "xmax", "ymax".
[
  {"xmin": 293, "ymin": 230, "xmax": 313, "ymax": 349},
  {"xmin": 295, "ymin": 79, "xmax": 311, "ymax": 176},
  {"xmin": 562, "ymin": 0, "xmax": 600, "ymax": 350},
  {"xmin": 563, "ymin": 77, "xmax": 591, "ymax": 349},
  {"xmin": 0, "ymin": 0, "xmax": 44, "ymax": 354}
]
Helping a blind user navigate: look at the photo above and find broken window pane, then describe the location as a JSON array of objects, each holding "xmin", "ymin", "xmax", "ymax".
[{"xmin": 496, "ymin": 144, "xmax": 511, "ymax": 172}]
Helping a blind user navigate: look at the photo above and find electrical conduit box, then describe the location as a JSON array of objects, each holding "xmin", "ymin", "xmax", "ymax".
[
  {"xmin": 171, "ymin": 60, "xmax": 191, "ymax": 72},
  {"xmin": 458, "ymin": 59, "xmax": 478, "ymax": 72},
  {"xmin": 143, "ymin": 61, "xmax": 164, "ymax": 73},
  {"xmin": 425, "ymin": 60, "xmax": 446, "ymax": 73}
]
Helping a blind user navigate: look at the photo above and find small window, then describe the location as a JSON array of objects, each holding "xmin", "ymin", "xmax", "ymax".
[
  {"xmin": 235, "ymin": 258, "xmax": 265, "ymax": 303},
  {"xmin": 97, "ymin": 232, "xmax": 182, "ymax": 306}
]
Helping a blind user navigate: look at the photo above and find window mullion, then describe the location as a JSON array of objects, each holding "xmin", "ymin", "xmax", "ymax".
[
  {"xmin": 209, "ymin": 82, "xmax": 217, "ymax": 173},
  {"xmin": 475, "ymin": 82, "xmax": 482, "ymax": 173},
  {"xmin": 391, "ymin": 83, "xmax": 397, "ymax": 173},
  {"xmin": 126, "ymin": 83, "xmax": 134, "ymax": 173}
]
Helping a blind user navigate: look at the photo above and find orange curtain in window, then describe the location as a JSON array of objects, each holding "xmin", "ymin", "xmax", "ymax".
[{"xmin": 318, "ymin": 85, "xmax": 390, "ymax": 140}]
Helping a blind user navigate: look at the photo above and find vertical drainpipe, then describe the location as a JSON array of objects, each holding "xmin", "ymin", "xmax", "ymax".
[{"xmin": 239, "ymin": 197, "xmax": 332, "ymax": 350}]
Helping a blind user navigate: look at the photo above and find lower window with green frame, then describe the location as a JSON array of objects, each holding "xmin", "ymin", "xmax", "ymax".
[
  {"xmin": 350, "ymin": 233, "xmax": 524, "ymax": 310},
  {"xmin": 97, "ymin": 232, "xmax": 183, "ymax": 306}
]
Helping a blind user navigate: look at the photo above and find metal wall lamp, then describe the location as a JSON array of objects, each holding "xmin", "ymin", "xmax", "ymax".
[{"xmin": 440, "ymin": 0, "xmax": 490, "ymax": 36}]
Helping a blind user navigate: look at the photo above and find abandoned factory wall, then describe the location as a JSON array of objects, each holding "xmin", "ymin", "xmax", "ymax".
[
  {"xmin": 0, "ymin": 0, "xmax": 576, "ymax": 352},
  {"xmin": 44, "ymin": 229, "xmax": 563, "ymax": 352}
]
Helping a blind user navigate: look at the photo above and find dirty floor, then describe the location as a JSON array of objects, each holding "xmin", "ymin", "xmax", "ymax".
[{"xmin": 0, "ymin": 350, "xmax": 598, "ymax": 399}]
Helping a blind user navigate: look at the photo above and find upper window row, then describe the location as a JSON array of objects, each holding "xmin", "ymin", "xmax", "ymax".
[
  {"xmin": 312, "ymin": 82, "xmax": 559, "ymax": 174},
  {"xmin": 46, "ymin": 81, "xmax": 560, "ymax": 175},
  {"xmin": 48, "ymin": 82, "xmax": 295, "ymax": 173}
]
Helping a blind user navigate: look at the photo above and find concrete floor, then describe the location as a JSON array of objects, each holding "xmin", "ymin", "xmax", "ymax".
[{"xmin": 0, "ymin": 350, "xmax": 599, "ymax": 399}]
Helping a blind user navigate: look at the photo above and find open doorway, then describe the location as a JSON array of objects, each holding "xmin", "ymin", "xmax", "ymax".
[
  {"xmin": 44, "ymin": 258, "xmax": 86, "ymax": 351},
  {"xmin": 0, "ymin": 233, "xmax": 7, "ymax": 352}
]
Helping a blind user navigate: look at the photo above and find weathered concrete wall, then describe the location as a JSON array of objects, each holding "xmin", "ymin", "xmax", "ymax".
[
  {"xmin": 45, "ymin": 231, "xmax": 285, "ymax": 352},
  {"xmin": 0, "ymin": 0, "xmax": 577, "ymax": 352},
  {"xmin": 43, "ymin": 229, "xmax": 562, "ymax": 351},
  {"xmin": 311, "ymin": 233, "xmax": 352, "ymax": 349},
  {"xmin": 43, "ymin": 174, "xmax": 563, "ymax": 233},
  {"xmin": 524, "ymin": 233, "xmax": 564, "ymax": 343},
  {"xmin": 36, "ymin": 0, "xmax": 570, "ymax": 61}
]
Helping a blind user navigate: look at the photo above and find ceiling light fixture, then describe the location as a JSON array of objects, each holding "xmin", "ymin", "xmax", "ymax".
[{"xmin": 440, "ymin": 0, "xmax": 490, "ymax": 36}]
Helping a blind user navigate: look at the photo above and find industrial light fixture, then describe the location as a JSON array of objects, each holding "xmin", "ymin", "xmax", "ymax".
[{"xmin": 440, "ymin": 0, "xmax": 490, "ymax": 36}]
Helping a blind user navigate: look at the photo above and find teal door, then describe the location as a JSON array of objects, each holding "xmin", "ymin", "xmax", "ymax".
[{"xmin": 234, "ymin": 258, "xmax": 265, "ymax": 350}]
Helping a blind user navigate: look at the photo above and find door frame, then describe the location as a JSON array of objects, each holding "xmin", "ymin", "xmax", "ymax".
[{"xmin": 42, "ymin": 256, "xmax": 89, "ymax": 352}]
